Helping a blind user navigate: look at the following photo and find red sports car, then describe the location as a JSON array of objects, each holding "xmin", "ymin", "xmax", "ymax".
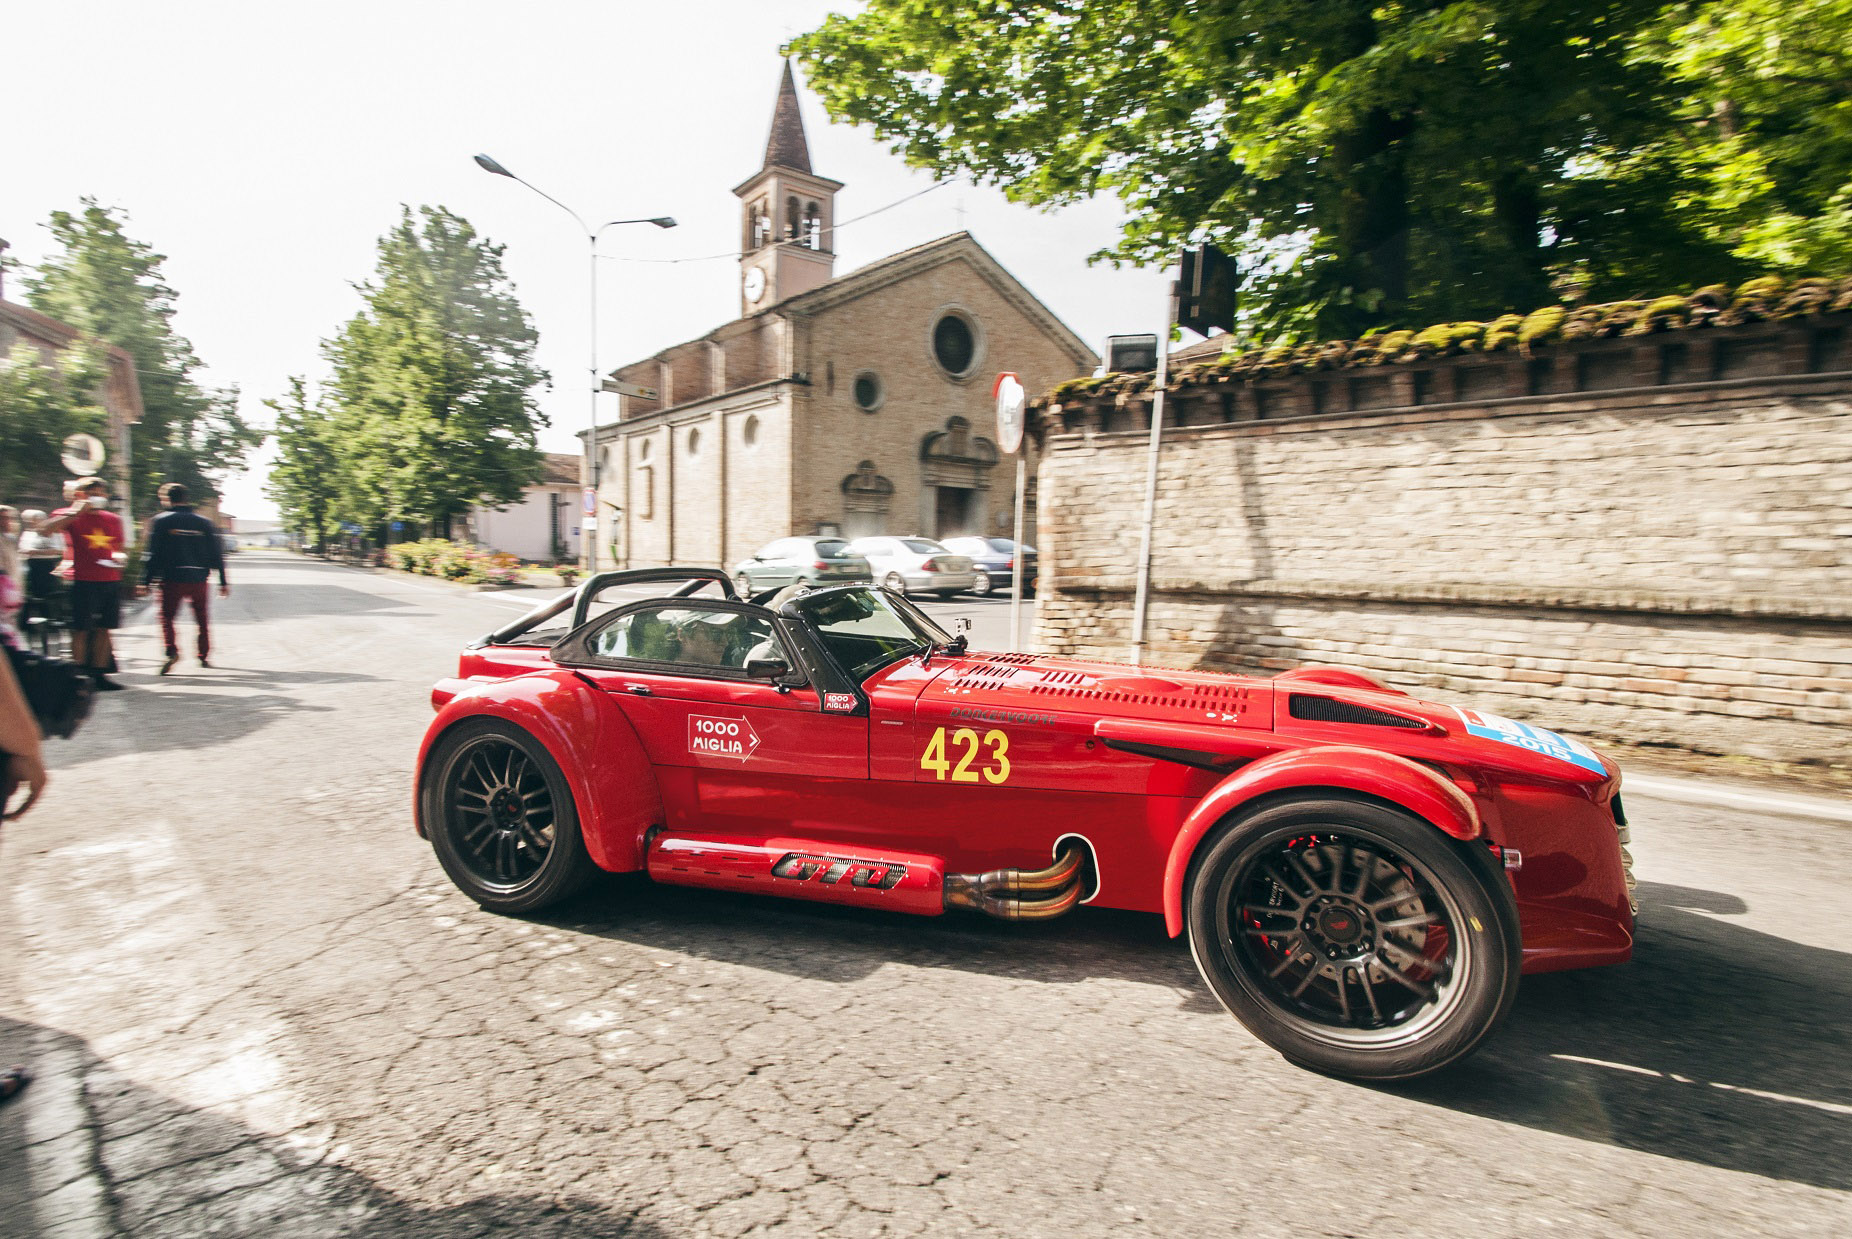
[{"xmin": 416, "ymin": 570, "xmax": 1634, "ymax": 1080}]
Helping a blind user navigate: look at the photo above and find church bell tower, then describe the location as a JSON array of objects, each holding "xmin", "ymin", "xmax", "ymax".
[{"xmin": 733, "ymin": 60, "xmax": 842, "ymax": 314}]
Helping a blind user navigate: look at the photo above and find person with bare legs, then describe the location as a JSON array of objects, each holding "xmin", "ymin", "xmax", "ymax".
[{"xmin": 37, "ymin": 478, "xmax": 127, "ymax": 691}]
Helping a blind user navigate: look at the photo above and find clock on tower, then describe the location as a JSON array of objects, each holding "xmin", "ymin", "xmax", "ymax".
[{"xmin": 743, "ymin": 266, "xmax": 767, "ymax": 305}]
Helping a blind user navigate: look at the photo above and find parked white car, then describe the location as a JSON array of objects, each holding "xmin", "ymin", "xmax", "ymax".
[{"xmin": 845, "ymin": 535, "xmax": 978, "ymax": 598}]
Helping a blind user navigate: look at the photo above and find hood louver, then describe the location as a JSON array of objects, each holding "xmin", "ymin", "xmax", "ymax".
[{"xmin": 1288, "ymin": 694, "xmax": 1428, "ymax": 730}]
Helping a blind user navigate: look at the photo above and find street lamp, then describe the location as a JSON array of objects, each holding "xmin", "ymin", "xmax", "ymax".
[{"xmin": 474, "ymin": 153, "xmax": 676, "ymax": 573}]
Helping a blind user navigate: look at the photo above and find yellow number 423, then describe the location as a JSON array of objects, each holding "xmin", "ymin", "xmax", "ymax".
[{"xmin": 920, "ymin": 726, "xmax": 1011, "ymax": 784}]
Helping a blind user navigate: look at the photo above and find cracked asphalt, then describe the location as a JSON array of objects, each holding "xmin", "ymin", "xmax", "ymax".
[{"xmin": 2, "ymin": 553, "xmax": 1848, "ymax": 1237}]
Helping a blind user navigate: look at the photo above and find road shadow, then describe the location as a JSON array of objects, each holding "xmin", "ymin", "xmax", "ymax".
[
  {"xmin": 48, "ymin": 683, "xmax": 339, "ymax": 769},
  {"xmin": 211, "ymin": 582, "xmax": 431, "ymax": 621},
  {"xmin": 537, "ymin": 875, "xmax": 1850, "ymax": 1191},
  {"xmin": 1389, "ymin": 879, "xmax": 1852, "ymax": 1192},
  {"xmin": 535, "ymin": 876, "xmax": 1220, "ymax": 1013},
  {"xmin": 0, "ymin": 1014, "xmax": 664, "ymax": 1238}
]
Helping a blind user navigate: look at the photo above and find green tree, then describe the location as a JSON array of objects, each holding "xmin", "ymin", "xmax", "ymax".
[
  {"xmin": 0, "ymin": 340, "xmax": 107, "ymax": 500},
  {"xmin": 323, "ymin": 206, "xmax": 547, "ymax": 539},
  {"xmin": 25, "ymin": 200, "xmax": 262, "ymax": 506},
  {"xmin": 1614, "ymin": 0, "xmax": 1852, "ymax": 277},
  {"xmin": 792, "ymin": 1, "xmax": 1850, "ymax": 341},
  {"xmin": 263, "ymin": 377, "xmax": 340, "ymax": 551}
]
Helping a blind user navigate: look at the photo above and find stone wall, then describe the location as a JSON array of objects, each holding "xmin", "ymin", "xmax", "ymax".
[{"xmin": 1031, "ymin": 323, "xmax": 1852, "ymax": 764}]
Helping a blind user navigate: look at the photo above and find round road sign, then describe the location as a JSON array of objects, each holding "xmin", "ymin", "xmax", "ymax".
[{"xmin": 61, "ymin": 432, "xmax": 106, "ymax": 476}]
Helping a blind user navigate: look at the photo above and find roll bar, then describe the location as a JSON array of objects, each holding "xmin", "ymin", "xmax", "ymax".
[{"xmin": 479, "ymin": 566, "xmax": 735, "ymax": 646}]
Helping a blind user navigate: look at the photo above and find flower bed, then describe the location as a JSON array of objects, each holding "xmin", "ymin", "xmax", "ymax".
[{"xmin": 386, "ymin": 539, "xmax": 521, "ymax": 587}]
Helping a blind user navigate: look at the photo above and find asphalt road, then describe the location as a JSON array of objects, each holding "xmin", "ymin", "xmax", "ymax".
[{"xmin": 2, "ymin": 553, "xmax": 1847, "ymax": 1238}]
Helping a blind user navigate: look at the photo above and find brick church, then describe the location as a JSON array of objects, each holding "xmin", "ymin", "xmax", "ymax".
[{"xmin": 585, "ymin": 61, "xmax": 1097, "ymax": 570}]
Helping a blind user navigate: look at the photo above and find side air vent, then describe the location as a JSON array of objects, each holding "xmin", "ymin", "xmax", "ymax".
[{"xmin": 1288, "ymin": 694, "xmax": 1428, "ymax": 729}]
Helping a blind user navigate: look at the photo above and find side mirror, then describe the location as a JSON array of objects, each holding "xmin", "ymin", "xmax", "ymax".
[{"xmin": 745, "ymin": 658, "xmax": 790, "ymax": 681}]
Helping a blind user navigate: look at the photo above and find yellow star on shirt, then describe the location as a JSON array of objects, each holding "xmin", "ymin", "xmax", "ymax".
[{"xmin": 82, "ymin": 528, "xmax": 115, "ymax": 551}]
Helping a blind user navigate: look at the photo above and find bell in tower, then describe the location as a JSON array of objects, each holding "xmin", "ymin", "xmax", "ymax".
[{"xmin": 733, "ymin": 59, "xmax": 843, "ymax": 314}]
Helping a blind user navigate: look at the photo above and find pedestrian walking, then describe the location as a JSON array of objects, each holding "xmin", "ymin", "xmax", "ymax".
[
  {"xmin": 141, "ymin": 483, "xmax": 228, "ymax": 674},
  {"xmin": 36, "ymin": 478, "xmax": 126, "ymax": 691}
]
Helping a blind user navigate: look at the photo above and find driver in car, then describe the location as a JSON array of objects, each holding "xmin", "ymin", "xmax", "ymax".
[{"xmin": 676, "ymin": 614, "xmax": 746, "ymax": 668}]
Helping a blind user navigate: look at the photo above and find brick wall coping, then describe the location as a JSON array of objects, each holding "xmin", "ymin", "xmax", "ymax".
[
  {"xmin": 1040, "ymin": 365, "xmax": 1852, "ymax": 448},
  {"xmin": 1044, "ymin": 575, "xmax": 1851, "ymax": 625}
]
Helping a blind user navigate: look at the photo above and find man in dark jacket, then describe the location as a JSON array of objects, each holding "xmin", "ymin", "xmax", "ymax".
[{"xmin": 141, "ymin": 484, "xmax": 229, "ymax": 675}]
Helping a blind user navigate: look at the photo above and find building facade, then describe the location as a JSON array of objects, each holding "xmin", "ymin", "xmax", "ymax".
[
  {"xmin": 584, "ymin": 63, "xmax": 1097, "ymax": 569},
  {"xmin": 466, "ymin": 452, "xmax": 582, "ymax": 563},
  {"xmin": 0, "ymin": 296, "xmax": 144, "ymax": 521}
]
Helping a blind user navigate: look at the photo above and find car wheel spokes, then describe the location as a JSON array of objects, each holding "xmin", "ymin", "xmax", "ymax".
[
  {"xmin": 446, "ymin": 738, "xmax": 555, "ymax": 888},
  {"xmin": 1225, "ymin": 833, "xmax": 1460, "ymax": 1037}
]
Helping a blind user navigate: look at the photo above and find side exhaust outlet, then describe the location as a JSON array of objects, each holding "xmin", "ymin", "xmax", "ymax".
[{"xmin": 944, "ymin": 843, "xmax": 1090, "ymax": 922}]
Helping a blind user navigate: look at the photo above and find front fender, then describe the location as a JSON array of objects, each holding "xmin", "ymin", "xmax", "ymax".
[
  {"xmin": 415, "ymin": 670, "xmax": 662, "ymax": 873},
  {"xmin": 1159, "ymin": 746, "xmax": 1480, "ymax": 937}
]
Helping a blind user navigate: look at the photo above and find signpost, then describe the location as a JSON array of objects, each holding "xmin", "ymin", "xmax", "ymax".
[
  {"xmin": 993, "ymin": 372, "xmax": 1028, "ymax": 652},
  {"xmin": 1129, "ymin": 244, "xmax": 1238, "ymax": 665}
]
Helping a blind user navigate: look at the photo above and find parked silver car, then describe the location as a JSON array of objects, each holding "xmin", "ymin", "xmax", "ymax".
[
  {"xmin": 940, "ymin": 536, "xmax": 1036, "ymax": 597},
  {"xmin": 844, "ymin": 535, "xmax": 978, "ymax": 598},
  {"xmin": 731, "ymin": 536, "xmax": 872, "ymax": 597}
]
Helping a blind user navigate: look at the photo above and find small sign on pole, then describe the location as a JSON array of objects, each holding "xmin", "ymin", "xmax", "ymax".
[
  {"xmin": 582, "ymin": 487, "xmax": 597, "ymax": 517},
  {"xmin": 60, "ymin": 432, "xmax": 106, "ymax": 476},
  {"xmin": 992, "ymin": 372, "xmax": 1026, "ymax": 455},
  {"xmin": 601, "ymin": 378, "xmax": 660, "ymax": 400},
  {"xmin": 994, "ymin": 372, "xmax": 1030, "ymax": 651}
]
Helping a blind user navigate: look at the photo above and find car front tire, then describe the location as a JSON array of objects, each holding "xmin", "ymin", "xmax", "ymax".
[
  {"xmin": 883, "ymin": 572, "xmax": 909, "ymax": 597},
  {"xmin": 1184, "ymin": 794, "xmax": 1520, "ymax": 1081},
  {"xmin": 969, "ymin": 573, "xmax": 994, "ymax": 597},
  {"xmin": 424, "ymin": 719, "xmax": 597, "ymax": 915}
]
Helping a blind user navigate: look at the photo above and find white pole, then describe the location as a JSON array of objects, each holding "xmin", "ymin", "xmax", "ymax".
[
  {"xmin": 1009, "ymin": 453, "xmax": 1027, "ymax": 651},
  {"xmin": 1128, "ymin": 286, "xmax": 1177, "ymax": 666},
  {"xmin": 585, "ymin": 231, "xmax": 600, "ymax": 574}
]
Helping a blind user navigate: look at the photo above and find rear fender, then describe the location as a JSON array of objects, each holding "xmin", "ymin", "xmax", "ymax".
[
  {"xmin": 1159, "ymin": 746, "xmax": 1480, "ymax": 937},
  {"xmin": 415, "ymin": 670, "xmax": 662, "ymax": 873}
]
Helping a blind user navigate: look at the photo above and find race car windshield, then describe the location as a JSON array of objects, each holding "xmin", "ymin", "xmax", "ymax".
[{"xmin": 792, "ymin": 587, "xmax": 950, "ymax": 681}]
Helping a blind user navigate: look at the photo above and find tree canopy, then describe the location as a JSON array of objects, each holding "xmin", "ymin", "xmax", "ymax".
[
  {"xmin": 792, "ymin": 1, "xmax": 1852, "ymax": 341},
  {"xmin": 25, "ymin": 200, "xmax": 262, "ymax": 504},
  {"xmin": 292, "ymin": 205, "xmax": 548, "ymax": 541},
  {"xmin": 263, "ymin": 377, "xmax": 339, "ymax": 550}
]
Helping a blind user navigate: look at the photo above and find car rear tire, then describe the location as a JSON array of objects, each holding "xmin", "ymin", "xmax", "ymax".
[
  {"xmin": 969, "ymin": 573, "xmax": 994, "ymax": 597},
  {"xmin": 883, "ymin": 572, "xmax": 909, "ymax": 597},
  {"xmin": 1184, "ymin": 795, "xmax": 1520, "ymax": 1081},
  {"xmin": 424, "ymin": 719, "xmax": 597, "ymax": 915}
]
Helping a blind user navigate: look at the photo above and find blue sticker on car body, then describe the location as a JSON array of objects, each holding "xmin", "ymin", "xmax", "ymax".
[{"xmin": 1458, "ymin": 709, "xmax": 1607, "ymax": 775}]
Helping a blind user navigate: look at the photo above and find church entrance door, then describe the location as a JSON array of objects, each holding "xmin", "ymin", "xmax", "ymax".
[{"xmin": 933, "ymin": 487, "xmax": 975, "ymax": 539}]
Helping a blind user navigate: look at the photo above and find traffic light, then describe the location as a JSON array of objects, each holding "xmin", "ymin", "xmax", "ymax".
[{"xmin": 1176, "ymin": 243, "xmax": 1238, "ymax": 337}]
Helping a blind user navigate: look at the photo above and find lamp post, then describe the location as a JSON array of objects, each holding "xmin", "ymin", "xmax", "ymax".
[{"xmin": 474, "ymin": 154, "xmax": 675, "ymax": 573}]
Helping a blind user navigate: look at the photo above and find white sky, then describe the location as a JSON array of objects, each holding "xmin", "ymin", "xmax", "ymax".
[{"xmin": 4, "ymin": 1, "xmax": 1171, "ymax": 523}]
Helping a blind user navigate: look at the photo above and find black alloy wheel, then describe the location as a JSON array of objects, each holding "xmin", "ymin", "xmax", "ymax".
[
  {"xmin": 425, "ymin": 719, "xmax": 596, "ymax": 914},
  {"xmin": 969, "ymin": 572, "xmax": 994, "ymax": 597},
  {"xmin": 1185, "ymin": 795, "xmax": 1520, "ymax": 1080}
]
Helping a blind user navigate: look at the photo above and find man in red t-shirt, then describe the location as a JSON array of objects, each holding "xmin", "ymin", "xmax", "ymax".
[{"xmin": 38, "ymin": 476, "xmax": 128, "ymax": 691}]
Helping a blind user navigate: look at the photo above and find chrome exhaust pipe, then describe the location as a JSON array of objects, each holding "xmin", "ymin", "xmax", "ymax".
[{"xmin": 944, "ymin": 844, "xmax": 1089, "ymax": 921}]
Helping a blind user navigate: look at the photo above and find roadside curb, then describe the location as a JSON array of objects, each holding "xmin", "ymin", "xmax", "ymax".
[{"xmin": 1625, "ymin": 772, "xmax": 1852, "ymax": 824}]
